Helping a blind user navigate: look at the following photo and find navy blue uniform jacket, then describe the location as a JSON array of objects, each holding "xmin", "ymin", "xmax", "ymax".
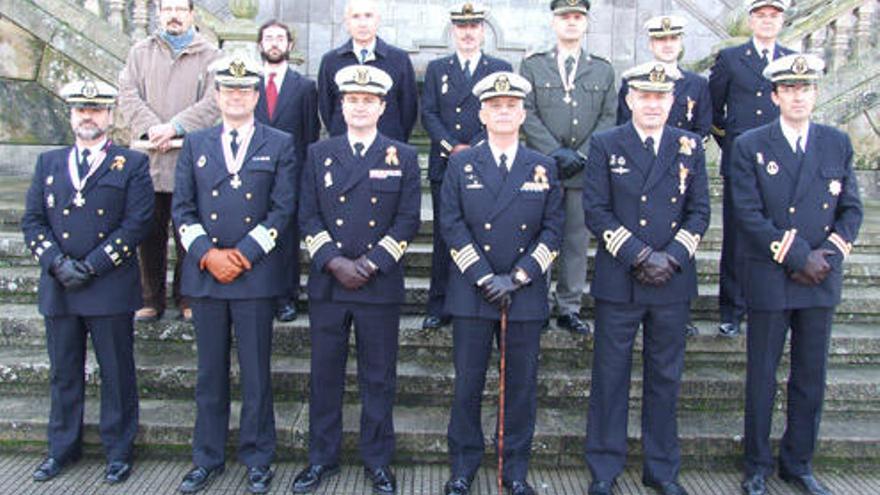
[
  {"xmin": 729, "ymin": 121, "xmax": 862, "ymax": 310},
  {"xmin": 299, "ymin": 134, "xmax": 421, "ymax": 304},
  {"xmin": 172, "ymin": 123, "xmax": 297, "ymax": 299},
  {"xmin": 22, "ymin": 144, "xmax": 155, "ymax": 316}
]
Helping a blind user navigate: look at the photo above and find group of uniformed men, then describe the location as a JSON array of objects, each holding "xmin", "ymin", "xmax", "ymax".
[{"xmin": 21, "ymin": 0, "xmax": 862, "ymax": 494}]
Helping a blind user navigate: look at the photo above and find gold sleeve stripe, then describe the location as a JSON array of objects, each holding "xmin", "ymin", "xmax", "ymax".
[
  {"xmin": 828, "ymin": 232, "xmax": 852, "ymax": 259},
  {"xmin": 530, "ymin": 243, "xmax": 557, "ymax": 274},
  {"xmin": 603, "ymin": 226, "xmax": 632, "ymax": 258},
  {"xmin": 305, "ymin": 231, "xmax": 332, "ymax": 258},
  {"xmin": 771, "ymin": 229, "xmax": 797, "ymax": 264},
  {"xmin": 674, "ymin": 229, "xmax": 701, "ymax": 258},
  {"xmin": 451, "ymin": 243, "xmax": 480, "ymax": 273},
  {"xmin": 379, "ymin": 235, "xmax": 407, "ymax": 262}
]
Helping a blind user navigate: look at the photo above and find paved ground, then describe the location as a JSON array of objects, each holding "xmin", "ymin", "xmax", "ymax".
[{"xmin": 3, "ymin": 454, "xmax": 880, "ymax": 494}]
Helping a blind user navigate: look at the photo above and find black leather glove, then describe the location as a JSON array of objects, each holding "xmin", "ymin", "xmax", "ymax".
[
  {"xmin": 50, "ymin": 255, "xmax": 92, "ymax": 290},
  {"xmin": 326, "ymin": 256, "xmax": 369, "ymax": 290},
  {"xmin": 797, "ymin": 248, "xmax": 835, "ymax": 285},
  {"xmin": 551, "ymin": 148, "xmax": 585, "ymax": 180},
  {"xmin": 481, "ymin": 274, "xmax": 521, "ymax": 308},
  {"xmin": 634, "ymin": 250, "xmax": 676, "ymax": 286}
]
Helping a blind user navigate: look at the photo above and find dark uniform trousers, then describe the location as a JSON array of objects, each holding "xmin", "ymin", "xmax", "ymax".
[
  {"xmin": 440, "ymin": 143, "xmax": 564, "ymax": 483},
  {"xmin": 422, "ymin": 53, "xmax": 512, "ymax": 317},
  {"xmin": 582, "ymin": 124, "xmax": 711, "ymax": 483},
  {"xmin": 729, "ymin": 121, "xmax": 863, "ymax": 478},
  {"xmin": 256, "ymin": 68, "xmax": 321, "ymax": 306},
  {"xmin": 308, "ymin": 301, "xmax": 400, "ymax": 467},
  {"xmin": 137, "ymin": 192, "xmax": 185, "ymax": 312},
  {"xmin": 45, "ymin": 314, "xmax": 139, "ymax": 463},
  {"xmin": 172, "ymin": 123, "xmax": 298, "ymax": 469},
  {"xmin": 299, "ymin": 134, "xmax": 422, "ymax": 467},
  {"xmin": 448, "ymin": 318, "xmax": 541, "ymax": 482},
  {"xmin": 709, "ymin": 41, "xmax": 793, "ymax": 323},
  {"xmin": 22, "ymin": 144, "xmax": 154, "ymax": 465},
  {"xmin": 191, "ymin": 297, "xmax": 276, "ymax": 469}
]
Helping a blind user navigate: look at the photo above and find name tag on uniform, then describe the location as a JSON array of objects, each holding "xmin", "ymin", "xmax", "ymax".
[
  {"xmin": 252, "ymin": 155, "xmax": 271, "ymax": 162},
  {"xmin": 466, "ymin": 183, "xmax": 484, "ymax": 189},
  {"xmin": 370, "ymin": 169, "xmax": 402, "ymax": 179}
]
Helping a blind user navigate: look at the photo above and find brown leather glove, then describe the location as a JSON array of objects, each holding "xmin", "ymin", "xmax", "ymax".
[
  {"xmin": 200, "ymin": 248, "xmax": 243, "ymax": 284},
  {"xmin": 326, "ymin": 256, "xmax": 369, "ymax": 290},
  {"xmin": 797, "ymin": 248, "xmax": 834, "ymax": 285},
  {"xmin": 353, "ymin": 255, "xmax": 378, "ymax": 280},
  {"xmin": 227, "ymin": 249, "xmax": 252, "ymax": 271}
]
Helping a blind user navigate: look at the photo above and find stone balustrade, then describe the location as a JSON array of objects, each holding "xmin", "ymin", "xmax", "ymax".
[
  {"xmin": 784, "ymin": 0, "xmax": 879, "ymax": 71},
  {"xmin": 74, "ymin": 0, "xmax": 154, "ymax": 40}
]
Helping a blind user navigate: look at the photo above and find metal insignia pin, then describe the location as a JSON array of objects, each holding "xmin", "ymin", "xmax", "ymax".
[
  {"xmin": 46, "ymin": 175, "xmax": 54, "ymax": 186},
  {"xmin": 829, "ymin": 180, "xmax": 842, "ymax": 196},
  {"xmin": 767, "ymin": 161, "xmax": 779, "ymax": 176},
  {"xmin": 324, "ymin": 157, "xmax": 333, "ymax": 167},
  {"xmin": 618, "ymin": 157, "xmax": 626, "ymax": 166},
  {"xmin": 324, "ymin": 171, "xmax": 333, "ymax": 188},
  {"xmin": 756, "ymin": 152, "xmax": 764, "ymax": 165},
  {"xmin": 464, "ymin": 163, "xmax": 473, "ymax": 173},
  {"xmin": 197, "ymin": 155, "xmax": 207, "ymax": 168}
]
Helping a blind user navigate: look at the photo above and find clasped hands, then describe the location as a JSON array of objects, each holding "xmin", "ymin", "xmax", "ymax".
[
  {"xmin": 200, "ymin": 248, "xmax": 252, "ymax": 284},
  {"xmin": 632, "ymin": 247, "xmax": 680, "ymax": 286},
  {"xmin": 479, "ymin": 272, "xmax": 526, "ymax": 309},
  {"xmin": 50, "ymin": 255, "xmax": 96, "ymax": 290},
  {"xmin": 789, "ymin": 249, "xmax": 835, "ymax": 286},
  {"xmin": 326, "ymin": 256, "xmax": 378, "ymax": 290}
]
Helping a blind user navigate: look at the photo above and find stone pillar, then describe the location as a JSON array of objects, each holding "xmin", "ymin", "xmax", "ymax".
[
  {"xmin": 829, "ymin": 12, "xmax": 854, "ymax": 72},
  {"xmin": 853, "ymin": 0, "xmax": 877, "ymax": 59},
  {"xmin": 108, "ymin": 0, "xmax": 126, "ymax": 30},
  {"xmin": 807, "ymin": 25, "xmax": 828, "ymax": 58},
  {"xmin": 216, "ymin": 0, "xmax": 260, "ymax": 61},
  {"xmin": 132, "ymin": 0, "xmax": 151, "ymax": 41}
]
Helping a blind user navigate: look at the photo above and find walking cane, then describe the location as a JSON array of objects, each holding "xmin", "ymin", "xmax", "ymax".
[{"xmin": 497, "ymin": 298, "xmax": 510, "ymax": 495}]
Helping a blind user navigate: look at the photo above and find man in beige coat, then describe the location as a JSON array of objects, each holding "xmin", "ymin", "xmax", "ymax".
[{"xmin": 118, "ymin": 0, "xmax": 220, "ymax": 322}]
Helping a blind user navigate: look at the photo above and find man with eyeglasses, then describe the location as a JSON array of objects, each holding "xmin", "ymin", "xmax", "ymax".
[
  {"xmin": 172, "ymin": 57, "xmax": 297, "ymax": 494},
  {"xmin": 316, "ymin": 0, "xmax": 418, "ymax": 142},
  {"xmin": 118, "ymin": 0, "xmax": 220, "ymax": 324},
  {"xmin": 709, "ymin": 0, "xmax": 794, "ymax": 337}
]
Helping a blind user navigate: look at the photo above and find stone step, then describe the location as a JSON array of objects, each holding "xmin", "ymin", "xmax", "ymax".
[
  {"xmin": 2, "ymin": 304, "xmax": 878, "ymax": 368},
  {"xmin": 2, "ymin": 267, "xmax": 880, "ymax": 323},
  {"xmin": 0, "ymin": 345, "xmax": 877, "ymax": 413},
  {"xmin": 0, "ymin": 396, "xmax": 877, "ymax": 468}
]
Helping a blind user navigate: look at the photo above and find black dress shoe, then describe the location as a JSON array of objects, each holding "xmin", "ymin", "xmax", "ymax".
[
  {"xmin": 105, "ymin": 461, "xmax": 132, "ymax": 484},
  {"xmin": 644, "ymin": 479, "xmax": 689, "ymax": 495},
  {"xmin": 444, "ymin": 477, "xmax": 471, "ymax": 495},
  {"xmin": 503, "ymin": 479, "xmax": 536, "ymax": 495},
  {"xmin": 589, "ymin": 480, "xmax": 614, "ymax": 495},
  {"xmin": 276, "ymin": 302, "xmax": 298, "ymax": 322},
  {"xmin": 246, "ymin": 465, "xmax": 273, "ymax": 494},
  {"xmin": 685, "ymin": 321, "xmax": 699, "ymax": 337},
  {"xmin": 365, "ymin": 465, "xmax": 396, "ymax": 494},
  {"xmin": 718, "ymin": 321, "xmax": 742, "ymax": 337},
  {"xmin": 557, "ymin": 313, "xmax": 591, "ymax": 335},
  {"xmin": 178, "ymin": 465, "xmax": 224, "ymax": 493},
  {"xmin": 292, "ymin": 464, "xmax": 340, "ymax": 493},
  {"xmin": 779, "ymin": 471, "xmax": 832, "ymax": 495},
  {"xmin": 422, "ymin": 314, "xmax": 451, "ymax": 330},
  {"xmin": 33, "ymin": 457, "xmax": 66, "ymax": 482},
  {"xmin": 741, "ymin": 474, "xmax": 767, "ymax": 495}
]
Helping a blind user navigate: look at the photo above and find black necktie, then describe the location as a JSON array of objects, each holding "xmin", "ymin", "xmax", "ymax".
[
  {"xmin": 499, "ymin": 153, "xmax": 508, "ymax": 177},
  {"xmin": 78, "ymin": 148, "xmax": 91, "ymax": 178},
  {"xmin": 644, "ymin": 137, "xmax": 656, "ymax": 159},
  {"xmin": 353, "ymin": 142, "xmax": 365, "ymax": 158},
  {"xmin": 796, "ymin": 136, "xmax": 805, "ymax": 164},
  {"xmin": 565, "ymin": 56, "xmax": 575, "ymax": 82},
  {"xmin": 761, "ymin": 48, "xmax": 770, "ymax": 67},
  {"xmin": 463, "ymin": 60, "xmax": 472, "ymax": 80},
  {"xmin": 230, "ymin": 129, "xmax": 240, "ymax": 158},
  {"xmin": 360, "ymin": 48, "xmax": 369, "ymax": 64}
]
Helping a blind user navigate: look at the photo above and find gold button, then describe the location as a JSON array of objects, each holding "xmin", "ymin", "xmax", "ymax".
[
  {"xmin": 97, "ymin": 209, "xmax": 104, "ymax": 216},
  {"xmin": 756, "ymin": 91, "xmax": 763, "ymax": 97},
  {"xmin": 572, "ymin": 101, "xmax": 578, "ymax": 107},
  {"xmin": 455, "ymin": 124, "xmax": 462, "ymax": 130},
  {"xmin": 336, "ymin": 218, "xmax": 344, "ymax": 226},
  {"xmin": 571, "ymin": 138, "xmax": 577, "ymax": 143},
  {"xmin": 212, "ymin": 237, "xmax": 218, "ymax": 243},
  {"xmin": 756, "ymin": 109, "xmax": 763, "ymax": 116},
  {"xmin": 484, "ymin": 223, "xmax": 492, "ymax": 230},
  {"xmin": 369, "ymin": 220, "xmax": 376, "ymax": 227},
  {"xmin": 244, "ymin": 217, "xmax": 252, "ymax": 224},
  {"xmin": 98, "ymin": 232, "xmax": 105, "ymax": 239},
  {"xmin": 640, "ymin": 219, "xmax": 647, "ymax": 227},
  {"xmin": 367, "ymin": 243, "xmax": 373, "ymax": 249},
  {"xmin": 123, "ymin": 245, "xmax": 129, "ymax": 252},
  {"xmin": 521, "ymin": 224, "xmax": 527, "ymax": 231},
  {"xmin": 456, "ymin": 107, "xmax": 461, "ymax": 113},
  {"xmin": 789, "ymin": 207, "xmax": 796, "ymax": 214},
  {"xmin": 573, "ymin": 119, "xmax": 579, "ymax": 126},
  {"xmin": 116, "ymin": 239, "xmax": 122, "ymax": 245},
  {"xmin": 38, "ymin": 234, "xmax": 44, "ymax": 240},
  {"xmin": 484, "ymin": 244, "xmax": 491, "ymax": 252},
  {"xmin": 823, "ymin": 203, "xmax": 829, "ymax": 210},
  {"xmin": 518, "ymin": 247, "xmax": 525, "ymax": 253},
  {"xmin": 212, "ymin": 190, "xmax": 218, "ymax": 197},
  {"xmin": 371, "ymin": 197, "xmax": 378, "ymax": 204},
  {"xmin": 210, "ymin": 213, "xmax": 218, "ymax": 221},
  {"xmin": 336, "ymin": 242, "xmax": 343, "ymax": 248},
  {"xmin": 339, "ymin": 196, "xmax": 346, "ymax": 203},
  {"xmin": 671, "ymin": 197, "xmax": 678, "ymax": 203},
  {"xmin": 671, "ymin": 221, "xmax": 677, "ymax": 228},
  {"xmin": 62, "ymin": 232, "xmax": 69, "ymax": 239},
  {"xmin": 63, "ymin": 208, "xmax": 72, "ymax": 216},
  {"xmin": 246, "ymin": 193, "xmax": 253, "ymax": 200},
  {"xmin": 641, "ymin": 195, "xmax": 647, "ymax": 202},
  {"xmin": 824, "ymin": 226, "xmax": 830, "ymax": 232}
]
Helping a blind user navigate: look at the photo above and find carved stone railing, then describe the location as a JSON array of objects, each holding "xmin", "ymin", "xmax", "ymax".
[
  {"xmin": 72, "ymin": 0, "xmax": 155, "ymax": 40},
  {"xmin": 782, "ymin": 0, "xmax": 879, "ymax": 71}
]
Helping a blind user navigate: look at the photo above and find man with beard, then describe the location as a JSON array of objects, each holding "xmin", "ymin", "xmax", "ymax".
[
  {"xmin": 520, "ymin": 0, "xmax": 616, "ymax": 335},
  {"xmin": 732, "ymin": 54, "xmax": 862, "ymax": 495},
  {"xmin": 420, "ymin": 2, "xmax": 512, "ymax": 330},
  {"xmin": 616, "ymin": 14, "xmax": 712, "ymax": 337},
  {"xmin": 254, "ymin": 20, "xmax": 321, "ymax": 322},
  {"xmin": 293, "ymin": 65, "xmax": 421, "ymax": 495},
  {"xmin": 23, "ymin": 79, "xmax": 154, "ymax": 485},
  {"xmin": 582, "ymin": 63, "xmax": 710, "ymax": 495},
  {"xmin": 709, "ymin": 0, "xmax": 793, "ymax": 337},
  {"xmin": 118, "ymin": 0, "xmax": 220, "ymax": 323},
  {"xmin": 317, "ymin": 0, "xmax": 418, "ymax": 142},
  {"xmin": 173, "ymin": 57, "xmax": 296, "ymax": 494}
]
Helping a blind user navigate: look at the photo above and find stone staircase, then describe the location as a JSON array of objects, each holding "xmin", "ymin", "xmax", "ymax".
[{"xmin": 0, "ymin": 172, "xmax": 879, "ymax": 470}]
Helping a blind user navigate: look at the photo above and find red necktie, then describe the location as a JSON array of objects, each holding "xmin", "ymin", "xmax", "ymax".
[{"xmin": 266, "ymin": 72, "xmax": 278, "ymax": 120}]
